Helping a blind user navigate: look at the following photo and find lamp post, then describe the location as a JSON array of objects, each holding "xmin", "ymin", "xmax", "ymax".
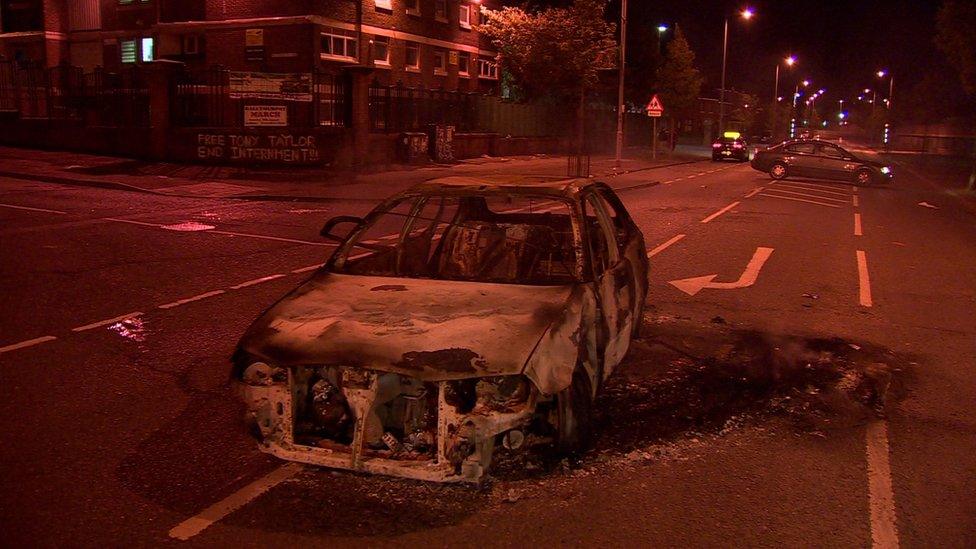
[
  {"xmin": 877, "ymin": 69, "xmax": 893, "ymax": 109},
  {"xmin": 614, "ymin": 0, "xmax": 628, "ymax": 169},
  {"xmin": 773, "ymin": 55, "xmax": 795, "ymax": 103},
  {"xmin": 719, "ymin": 7, "xmax": 753, "ymax": 135},
  {"xmin": 657, "ymin": 24, "xmax": 668, "ymax": 57}
]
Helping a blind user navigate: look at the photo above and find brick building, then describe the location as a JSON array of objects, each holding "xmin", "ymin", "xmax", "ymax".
[{"xmin": 0, "ymin": 0, "xmax": 499, "ymax": 92}]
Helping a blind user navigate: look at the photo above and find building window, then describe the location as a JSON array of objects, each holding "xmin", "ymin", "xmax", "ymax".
[
  {"xmin": 373, "ymin": 0, "xmax": 392, "ymax": 11},
  {"xmin": 118, "ymin": 0, "xmax": 151, "ymax": 5},
  {"xmin": 434, "ymin": 0, "xmax": 447, "ymax": 22},
  {"xmin": 433, "ymin": 49, "xmax": 447, "ymax": 75},
  {"xmin": 458, "ymin": 52, "xmax": 470, "ymax": 76},
  {"xmin": 120, "ymin": 40, "xmax": 137, "ymax": 63},
  {"xmin": 182, "ymin": 35, "xmax": 201, "ymax": 56},
  {"xmin": 321, "ymin": 26, "xmax": 357, "ymax": 61},
  {"xmin": 405, "ymin": 0, "xmax": 420, "ymax": 16},
  {"xmin": 459, "ymin": 5, "xmax": 472, "ymax": 29},
  {"xmin": 405, "ymin": 41, "xmax": 420, "ymax": 71},
  {"xmin": 478, "ymin": 58, "xmax": 498, "ymax": 79},
  {"xmin": 372, "ymin": 36, "xmax": 390, "ymax": 66},
  {"xmin": 140, "ymin": 37, "xmax": 154, "ymax": 62}
]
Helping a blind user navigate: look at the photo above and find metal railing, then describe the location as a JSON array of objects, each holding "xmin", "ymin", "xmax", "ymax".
[{"xmin": 170, "ymin": 66, "xmax": 347, "ymax": 128}]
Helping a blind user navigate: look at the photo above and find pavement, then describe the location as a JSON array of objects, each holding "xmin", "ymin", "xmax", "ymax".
[
  {"xmin": 1, "ymin": 145, "xmax": 975, "ymax": 547},
  {"xmin": 0, "ymin": 145, "xmax": 708, "ymax": 202}
]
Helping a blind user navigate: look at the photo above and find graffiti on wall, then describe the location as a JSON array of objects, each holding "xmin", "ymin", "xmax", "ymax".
[{"xmin": 196, "ymin": 133, "xmax": 320, "ymax": 163}]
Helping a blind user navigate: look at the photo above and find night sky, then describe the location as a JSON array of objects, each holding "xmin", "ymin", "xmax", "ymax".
[{"xmin": 510, "ymin": 1, "xmax": 952, "ymax": 111}]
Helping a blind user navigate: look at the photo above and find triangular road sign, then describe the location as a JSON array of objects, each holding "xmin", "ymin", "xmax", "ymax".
[{"xmin": 646, "ymin": 94, "xmax": 664, "ymax": 117}]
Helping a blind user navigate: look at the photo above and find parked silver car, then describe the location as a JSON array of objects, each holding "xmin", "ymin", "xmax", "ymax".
[{"xmin": 751, "ymin": 139, "xmax": 893, "ymax": 184}]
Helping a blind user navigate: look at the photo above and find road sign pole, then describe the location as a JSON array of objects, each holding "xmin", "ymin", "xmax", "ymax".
[{"xmin": 652, "ymin": 117, "xmax": 658, "ymax": 161}]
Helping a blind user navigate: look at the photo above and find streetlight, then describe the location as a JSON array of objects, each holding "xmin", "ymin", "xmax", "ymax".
[
  {"xmin": 773, "ymin": 55, "xmax": 796, "ymax": 103},
  {"xmin": 614, "ymin": 0, "xmax": 628, "ymax": 168},
  {"xmin": 877, "ymin": 69, "xmax": 894, "ymax": 109},
  {"xmin": 656, "ymin": 24, "xmax": 669, "ymax": 56},
  {"xmin": 719, "ymin": 7, "xmax": 755, "ymax": 134}
]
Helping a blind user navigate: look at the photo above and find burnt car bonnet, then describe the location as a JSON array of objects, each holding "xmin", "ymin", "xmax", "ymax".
[{"xmin": 237, "ymin": 271, "xmax": 576, "ymax": 384}]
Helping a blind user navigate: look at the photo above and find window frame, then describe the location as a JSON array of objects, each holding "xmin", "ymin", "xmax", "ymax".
[
  {"xmin": 457, "ymin": 52, "xmax": 470, "ymax": 76},
  {"xmin": 433, "ymin": 49, "xmax": 447, "ymax": 75},
  {"xmin": 320, "ymin": 26, "xmax": 358, "ymax": 62},
  {"xmin": 459, "ymin": 4, "xmax": 472, "ymax": 29},
  {"xmin": 405, "ymin": 41, "xmax": 421, "ymax": 72},
  {"xmin": 434, "ymin": 0, "xmax": 448, "ymax": 22},
  {"xmin": 372, "ymin": 35, "xmax": 390, "ymax": 67},
  {"xmin": 373, "ymin": 0, "xmax": 392, "ymax": 11},
  {"xmin": 405, "ymin": 0, "xmax": 421, "ymax": 16},
  {"xmin": 478, "ymin": 58, "xmax": 499, "ymax": 80}
]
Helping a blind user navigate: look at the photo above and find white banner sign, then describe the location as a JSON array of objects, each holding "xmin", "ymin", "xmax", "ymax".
[{"xmin": 244, "ymin": 105, "xmax": 288, "ymax": 127}]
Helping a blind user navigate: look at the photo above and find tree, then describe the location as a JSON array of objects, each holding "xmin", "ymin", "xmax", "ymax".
[
  {"xmin": 936, "ymin": 0, "xmax": 976, "ymax": 96},
  {"xmin": 478, "ymin": 0, "xmax": 617, "ymax": 154},
  {"xmin": 654, "ymin": 26, "xmax": 703, "ymax": 138},
  {"xmin": 478, "ymin": 0, "xmax": 617, "ymax": 100},
  {"xmin": 935, "ymin": 0, "xmax": 976, "ymax": 190}
]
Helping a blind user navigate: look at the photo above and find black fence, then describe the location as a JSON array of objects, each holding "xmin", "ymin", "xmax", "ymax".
[
  {"xmin": 0, "ymin": 61, "xmax": 149, "ymax": 126},
  {"xmin": 171, "ymin": 66, "xmax": 347, "ymax": 128},
  {"xmin": 369, "ymin": 81, "xmax": 479, "ymax": 133}
]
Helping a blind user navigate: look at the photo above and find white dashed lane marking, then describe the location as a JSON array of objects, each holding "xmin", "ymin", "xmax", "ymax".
[
  {"xmin": 646, "ymin": 234, "xmax": 686, "ymax": 258},
  {"xmin": 71, "ymin": 312, "xmax": 143, "ymax": 333},
  {"xmin": 756, "ymin": 193, "xmax": 842, "ymax": 208},
  {"xmin": 701, "ymin": 201, "xmax": 740, "ymax": 223},
  {"xmin": 855, "ymin": 213, "xmax": 863, "ymax": 236},
  {"xmin": 168, "ymin": 463, "xmax": 303, "ymax": 541},
  {"xmin": 867, "ymin": 421, "xmax": 900, "ymax": 548},
  {"xmin": 158, "ymin": 290, "xmax": 227, "ymax": 310},
  {"xmin": 856, "ymin": 250, "xmax": 873, "ymax": 307},
  {"xmin": 0, "ymin": 335, "xmax": 57, "ymax": 355},
  {"xmin": 0, "ymin": 203, "xmax": 68, "ymax": 214},
  {"xmin": 229, "ymin": 274, "xmax": 287, "ymax": 290}
]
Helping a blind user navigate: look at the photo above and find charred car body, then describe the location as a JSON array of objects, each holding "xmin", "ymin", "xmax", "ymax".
[{"xmin": 233, "ymin": 177, "xmax": 648, "ymax": 482}]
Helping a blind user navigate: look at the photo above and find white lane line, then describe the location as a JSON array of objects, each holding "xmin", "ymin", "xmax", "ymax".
[
  {"xmin": 0, "ymin": 203, "xmax": 68, "ymax": 214},
  {"xmin": 852, "ymin": 185, "xmax": 858, "ymax": 193},
  {"xmin": 757, "ymin": 192, "xmax": 841, "ymax": 208},
  {"xmin": 772, "ymin": 183, "xmax": 852, "ymax": 197},
  {"xmin": 855, "ymin": 213, "xmax": 863, "ymax": 236},
  {"xmin": 229, "ymin": 274, "xmax": 286, "ymax": 290},
  {"xmin": 762, "ymin": 188, "xmax": 848, "ymax": 203},
  {"xmin": 208, "ymin": 230, "xmax": 327, "ymax": 247},
  {"xmin": 291, "ymin": 264, "xmax": 321, "ymax": 274},
  {"xmin": 701, "ymin": 201, "xmax": 741, "ymax": 223},
  {"xmin": 103, "ymin": 218, "xmax": 327, "ymax": 246},
  {"xmin": 71, "ymin": 312, "xmax": 142, "ymax": 332},
  {"xmin": 647, "ymin": 234, "xmax": 686, "ymax": 258},
  {"xmin": 866, "ymin": 421, "xmax": 900, "ymax": 548},
  {"xmin": 663, "ymin": 179, "xmax": 676, "ymax": 184},
  {"xmin": 744, "ymin": 187, "xmax": 764, "ymax": 198},
  {"xmin": 168, "ymin": 463, "xmax": 303, "ymax": 541},
  {"xmin": 104, "ymin": 217, "xmax": 161, "ymax": 227},
  {"xmin": 0, "ymin": 335, "xmax": 57, "ymax": 354},
  {"xmin": 772, "ymin": 180, "xmax": 850, "ymax": 193},
  {"xmin": 857, "ymin": 250, "xmax": 873, "ymax": 307},
  {"xmin": 158, "ymin": 290, "xmax": 226, "ymax": 310},
  {"xmin": 853, "ymin": 195, "xmax": 860, "ymax": 207}
]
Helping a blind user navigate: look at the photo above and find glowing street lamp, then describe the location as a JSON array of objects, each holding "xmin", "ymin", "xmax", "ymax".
[
  {"xmin": 877, "ymin": 69, "xmax": 894, "ymax": 109},
  {"xmin": 719, "ymin": 7, "xmax": 755, "ymax": 133},
  {"xmin": 774, "ymin": 54, "xmax": 796, "ymax": 104}
]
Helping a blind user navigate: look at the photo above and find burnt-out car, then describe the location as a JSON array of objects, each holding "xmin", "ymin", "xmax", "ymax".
[{"xmin": 233, "ymin": 177, "xmax": 648, "ymax": 482}]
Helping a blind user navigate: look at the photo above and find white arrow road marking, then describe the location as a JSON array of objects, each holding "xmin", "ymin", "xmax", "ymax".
[{"xmin": 669, "ymin": 247, "xmax": 774, "ymax": 296}]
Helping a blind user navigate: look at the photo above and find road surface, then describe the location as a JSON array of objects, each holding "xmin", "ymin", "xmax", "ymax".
[{"xmin": 1, "ymin": 152, "xmax": 973, "ymax": 546}]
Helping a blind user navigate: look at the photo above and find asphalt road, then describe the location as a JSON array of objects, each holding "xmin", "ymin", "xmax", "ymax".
[{"xmin": 1, "ymin": 153, "xmax": 974, "ymax": 547}]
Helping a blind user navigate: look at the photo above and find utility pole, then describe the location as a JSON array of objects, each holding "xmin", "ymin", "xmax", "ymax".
[
  {"xmin": 718, "ymin": 17, "xmax": 728, "ymax": 135},
  {"xmin": 614, "ymin": 0, "xmax": 627, "ymax": 170}
]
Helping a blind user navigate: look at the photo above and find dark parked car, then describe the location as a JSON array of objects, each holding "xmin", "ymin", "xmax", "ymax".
[
  {"xmin": 750, "ymin": 139, "xmax": 893, "ymax": 185},
  {"xmin": 232, "ymin": 177, "xmax": 649, "ymax": 483},
  {"xmin": 712, "ymin": 132, "xmax": 750, "ymax": 162}
]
